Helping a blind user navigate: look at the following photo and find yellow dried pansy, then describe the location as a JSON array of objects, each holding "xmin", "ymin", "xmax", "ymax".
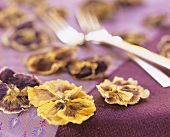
[
  {"xmin": 0, "ymin": 6, "xmax": 26, "ymax": 28},
  {"xmin": 117, "ymin": 0, "xmax": 143, "ymax": 7},
  {"xmin": 11, "ymin": 0, "xmax": 46, "ymax": 7},
  {"xmin": 28, "ymin": 79, "xmax": 96, "ymax": 125},
  {"xmin": 96, "ymin": 76, "xmax": 150, "ymax": 106},
  {"xmin": 118, "ymin": 32, "xmax": 148, "ymax": 45},
  {"xmin": 67, "ymin": 55, "xmax": 111, "ymax": 80},
  {"xmin": 157, "ymin": 35, "xmax": 170, "ymax": 58},
  {"xmin": 25, "ymin": 46, "xmax": 77, "ymax": 75},
  {"xmin": 82, "ymin": 0, "xmax": 117, "ymax": 21},
  {"xmin": 143, "ymin": 14, "xmax": 167, "ymax": 28}
]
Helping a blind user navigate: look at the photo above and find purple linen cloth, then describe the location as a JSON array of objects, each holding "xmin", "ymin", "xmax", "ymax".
[{"xmin": 56, "ymin": 28, "xmax": 170, "ymax": 137}]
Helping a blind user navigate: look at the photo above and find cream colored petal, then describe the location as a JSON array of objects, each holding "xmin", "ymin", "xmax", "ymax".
[
  {"xmin": 37, "ymin": 100, "xmax": 69, "ymax": 125},
  {"xmin": 57, "ymin": 98, "xmax": 96, "ymax": 124},
  {"xmin": 28, "ymin": 85, "xmax": 58, "ymax": 107},
  {"xmin": 105, "ymin": 90, "xmax": 133, "ymax": 106},
  {"xmin": 43, "ymin": 80, "xmax": 76, "ymax": 96}
]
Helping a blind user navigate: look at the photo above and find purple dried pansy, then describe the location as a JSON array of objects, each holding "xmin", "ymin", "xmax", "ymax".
[
  {"xmin": 67, "ymin": 55, "xmax": 111, "ymax": 80},
  {"xmin": 0, "ymin": 6, "xmax": 26, "ymax": 29},
  {"xmin": 0, "ymin": 67, "xmax": 41, "ymax": 114},
  {"xmin": 1, "ymin": 19, "xmax": 54, "ymax": 51},
  {"xmin": 0, "ymin": 67, "xmax": 40, "ymax": 90},
  {"xmin": 25, "ymin": 45, "xmax": 78, "ymax": 75}
]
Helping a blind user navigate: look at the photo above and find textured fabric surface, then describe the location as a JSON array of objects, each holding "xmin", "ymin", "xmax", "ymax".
[
  {"xmin": 0, "ymin": 0, "xmax": 170, "ymax": 137},
  {"xmin": 56, "ymin": 29, "xmax": 170, "ymax": 137}
]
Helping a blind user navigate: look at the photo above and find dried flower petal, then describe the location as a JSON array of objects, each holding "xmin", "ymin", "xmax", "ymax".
[
  {"xmin": 0, "ymin": 67, "xmax": 41, "ymax": 90},
  {"xmin": 0, "ymin": 86, "xmax": 30, "ymax": 114},
  {"xmin": 28, "ymin": 79, "xmax": 96, "ymax": 125},
  {"xmin": 0, "ymin": 6, "xmax": 26, "ymax": 28},
  {"xmin": 36, "ymin": 5, "xmax": 67, "ymax": 18},
  {"xmin": 118, "ymin": 32, "xmax": 148, "ymax": 45},
  {"xmin": 11, "ymin": 0, "xmax": 46, "ymax": 7},
  {"xmin": 2, "ymin": 20, "xmax": 53, "ymax": 51},
  {"xmin": 143, "ymin": 14, "xmax": 167, "ymax": 28},
  {"xmin": 82, "ymin": 0, "xmax": 116, "ymax": 21},
  {"xmin": 96, "ymin": 76, "xmax": 150, "ymax": 106},
  {"xmin": 157, "ymin": 35, "xmax": 170, "ymax": 58},
  {"xmin": 0, "ymin": 67, "xmax": 41, "ymax": 114},
  {"xmin": 67, "ymin": 55, "xmax": 111, "ymax": 80},
  {"xmin": 116, "ymin": 0, "xmax": 143, "ymax": 7},
  {"xmin": 25, "ymin": 46, "xmax": 77, "ymax": 75}
]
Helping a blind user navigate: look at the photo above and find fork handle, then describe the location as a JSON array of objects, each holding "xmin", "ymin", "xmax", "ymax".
[
  {"xmin": 128, "ymin": 53, "xmax": 170, "ymax": 88},
  {"xmin": 108, "ymin": 37, "xmax": 170, "ymax": 69},
  {"xmin": 86, "ymin": 30, "xmax": 170, "ymax": 70}
]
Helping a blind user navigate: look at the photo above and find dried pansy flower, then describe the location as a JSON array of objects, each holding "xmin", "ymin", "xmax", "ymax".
[
  {"xmin": 96, "ymin": 76, "xmax": 150, "ymax": 106},
  {"xmin": 28, "ymin": 79, "xmax": 96, "ymax": 125},
  {"xmin": 116, "ymin": 0, "xmax": 143, "ymax": 7},
  {"xmin": 0, "ymin": 6, "xmax": 26, "ymax": 28},
  {"xmin": 82, "ymin": 0, "xmax": 117, "ymax": 21},
  {"xmin": 118, "ymin": 32, "xmax": 148, "ymax": 45},
  {"xmin": 25, "ymin": 46, "xmax": 77, "ymax": 75},
  {"xmin": 157, "ymin": 35, "xmax": 170, "ymax": 58},
  {"xmin": 36, "ymin": 5, "xmax": 67, "ymax": 18},
  {"xmin": 67, "ymin": 55, "xmax": 111, "ymax": 80},
  {"xmin": 0, "ymin": 67, "xmax": 41, "ymax": 114},
  {"xmin": 1, "ymin": 20, "xmax": 54, "ymax": 51},
  {"xmin": 10, "ymin": 0, "xmax": 46, "ymax": 7},
  {"xmin": 143, "ymin": 14, "xmax": 167, "ymax": 28}
]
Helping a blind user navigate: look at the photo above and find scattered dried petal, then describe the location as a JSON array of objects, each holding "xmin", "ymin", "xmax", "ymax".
[
  {"xmin": 82, "ymin": 0, "xmax": 117, "ymax": 21},
  {"xmin": 118, "ymin": 32, "xmax": 148, "ymax": 45},
  {"xmin": 1, "ymin": 20, "xmax": 54, "ymax": 51},
  {"xmin": 28, "ymin": 79, "xmax": 96, "ymax": 125},
  {"xmin": 116, "ymin": 0, "xmax": 143, "ymax": 7},
  {"xmin": 157, "ymin": 35, "xmax": 170, "ymax": 58},
  {"xmin": 25, "ymin": 46, "xmax": 77, "ymax": 75},
  {"xmin": 36, "ymin": 5, "xmax": 67, "ymax": 18},
  {"xmin": 0, "ymin": 67, "xmax": 40, "ymax": 114},
  {"xmin": 67, "ymin": 55, "xmax": 111, "ymax": 80},
  {"xmin": 0, "ymin": 67, "xmax": 41, "ymax": 90},
  {"xmin": 96, "ymin": 76, "xmax": 150, "ymax": 106},
  {"xmin": 0, "ymin": 6, "xmax": 26, "ymax": 28},
  {"xmin": 143, "ymin": 14, "xmax": 167, "ymax": 28},
  {"xmin": 10, "ymin": 0, "xmax": 46, "ymax": 7},
  {"xmin": 0, "ymin": 86, "xmax": 30, "ymax": 114}
]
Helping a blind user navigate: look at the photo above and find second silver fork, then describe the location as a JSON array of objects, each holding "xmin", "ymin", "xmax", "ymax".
[{"xmin": 43, "ymin": 8, "xmax": 170, "ymax": 87}]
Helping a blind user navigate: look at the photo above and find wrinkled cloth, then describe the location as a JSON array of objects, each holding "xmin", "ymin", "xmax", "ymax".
[
  {"xmin": 0, "ymin": 0, "xmax": 170, "ymax": 137},
  {"xmin": 56, "ymin": 28, "xmax": 170, "ymax": 137}
]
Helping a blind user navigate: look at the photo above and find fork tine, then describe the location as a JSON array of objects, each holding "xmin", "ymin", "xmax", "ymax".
[
  {"xmin": 47, "ymin": 11, "xmax": 68, "ymax": 29},
  {"xmin": 77, "ymin": 7, "xmax": 102, "ymax": 33}
]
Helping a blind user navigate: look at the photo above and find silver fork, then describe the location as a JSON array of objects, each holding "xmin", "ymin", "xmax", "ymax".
[
  {"xmin": 43, "ymin": 8, "xmax": 170, "ymax": 87},
  {"xmin": 77, "ymin": 6, "xmax": 170, "ymax": 71},
  {"xmin": 43, "ymin": 11, "xmax": 84, "ymax": 45},
  {"xmin": 76, "ymin": 5, "xmax": 170, "ymax": 87}
]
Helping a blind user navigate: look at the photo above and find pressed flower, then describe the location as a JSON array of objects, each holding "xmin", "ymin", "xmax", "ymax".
[
  {"xmin": 0, "ymin": 67, "xmax": 40, "ymax": 114},
  {"xmin": 117, "ymin": 0, "xmax": 143, "ymax": 7},
  {"xmin": 143, "ymin": 14, "xmax": 167, "ymax": 28},
  {"xmin": 25, "ymin": 46, "xmax": 77, "ymax": 75},
  {"xmin": 36, "ymin": 5, "xmax": 67, "ymax": 18},
  {"xmin": 28, "ymin": 79, "xmax": 96, "ymax": 125},
  {"xmin": 2, "ymin": 20, "xmax": 54, "ymax": 51},
  {"xmin": 67, "ymin": 55, "xmax": 111, "ymax": 80},
  {"xmin": 118, "ymin": 32, "xmax": 148, "ymax": 45},
  {"xmin": 157, "ymin": 35, "xmax": 170, "ymax": 58},
  {"xmin": 82, "ymin": 0, "xmax": 116, "ymax": 21},
  {"xmin": 0, "ymin": 6, "xmax": 26, "ymax": 28},
  {"xmin": 96, "ymin": 76, "xmax": 150, "ymax": 106},
  {"xmin": 10, "ymin": 0, "xmax": 46, "ymax": 7}
]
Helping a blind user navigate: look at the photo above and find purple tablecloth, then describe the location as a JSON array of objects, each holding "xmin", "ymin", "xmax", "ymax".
[
  {"xmin": 0, "ymin": 0, "xmax": 170, "ymax": 137},
  {"xmin": 56, "ymin": 29, "xmax": 170, "ymax": 137}
]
